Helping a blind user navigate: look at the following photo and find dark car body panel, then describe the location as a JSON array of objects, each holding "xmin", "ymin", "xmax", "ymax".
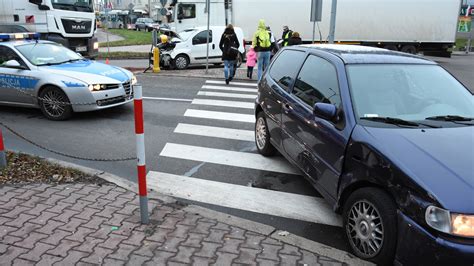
[{"xmin": 256, "ymin": 44, "xmax": 474, "ymax": 264}]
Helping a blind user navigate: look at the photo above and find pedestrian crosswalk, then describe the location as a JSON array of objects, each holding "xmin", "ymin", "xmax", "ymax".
[{"xmin": 149, "ymin": 79, "xmax": 341, "ymax": 227}]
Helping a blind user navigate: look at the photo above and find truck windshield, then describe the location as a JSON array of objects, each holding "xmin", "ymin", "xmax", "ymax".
[
  {"xmin": 347, "ymin": 64, "xmax": 474, "ymax": 122},
  {"xmin": 16, "ymin": 43, "xmax": 82, "ymax": 66},
  {"xmin": 51, "ymin": 0, "xmax": 94, "ymax": 12}
]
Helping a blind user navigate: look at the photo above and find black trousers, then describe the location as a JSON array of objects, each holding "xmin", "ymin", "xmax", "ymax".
[{"xmin": 247, "ymin": 66, "xmax": 254, "ymax": 79}]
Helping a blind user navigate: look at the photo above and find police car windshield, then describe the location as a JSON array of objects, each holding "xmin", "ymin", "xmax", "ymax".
[{"xmin": 16, "ymin": 43, "xmax": 83, "ymax": 66}]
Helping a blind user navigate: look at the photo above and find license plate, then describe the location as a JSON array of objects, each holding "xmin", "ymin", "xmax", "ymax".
[{"xmin": 75, "ymin": 46, "xmax": 87, "ymax": 52}]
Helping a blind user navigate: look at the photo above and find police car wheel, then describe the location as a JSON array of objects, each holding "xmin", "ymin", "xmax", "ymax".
[{"xmin": 39, "ymin": 86, "xmax": 73, "ymax": 121}]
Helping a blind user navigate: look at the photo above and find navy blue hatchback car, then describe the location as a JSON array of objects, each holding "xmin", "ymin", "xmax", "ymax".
[{"xmin": 254, "ymin": 44, "xmax": 474, "ymax": 265}]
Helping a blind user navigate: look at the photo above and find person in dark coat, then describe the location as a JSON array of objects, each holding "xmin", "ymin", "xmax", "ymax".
[
  {"xmin": 219, "ymin": 24, "xmax": 240, "ymax": 85},
  {"xmin": 287, "ymin": 31, "xmax": 303, "ymax": 46}
]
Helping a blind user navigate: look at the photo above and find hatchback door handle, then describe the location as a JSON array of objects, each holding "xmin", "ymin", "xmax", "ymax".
[
  {"xmin": 283, "ymin": 103, "xmax": 293, "ymax": 113},
  {"xmin": 212, "ymin": 44, "xmax": 215, "ymax": 49}
]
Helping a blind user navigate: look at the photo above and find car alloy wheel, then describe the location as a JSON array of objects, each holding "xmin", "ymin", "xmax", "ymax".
[
  {"xmin": 342, "ymin": 188, "xmax": 397, "ymax": 265},
  {"xmin": 347, "ymin": 200, "xmax": 384, "ymax": 257},
  {"xmin": 39, "ymin": 87, "xmax": 72, "ymax": 120},
  {"xmin": 174, "ymin": 55, "xmax": 189, "ymax": 70},
  {"xmin": 255, "ymin": 112, "xmax": 276, "ymax": 156},
  {"xmin": 255, "ymin": 116, "xmax": 267, "ymax": 150}
]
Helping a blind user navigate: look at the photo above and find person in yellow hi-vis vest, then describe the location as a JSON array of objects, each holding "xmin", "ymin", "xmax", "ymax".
[
  {"xmin": 281, "ymin": 26, "xmax": 293, "ymax": 47},
  {"xmin": 252, "ymin": 19, "xmax": 272, "ymax": 81}
]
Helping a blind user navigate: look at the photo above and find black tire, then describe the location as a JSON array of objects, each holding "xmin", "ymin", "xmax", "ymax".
[
  {"xmin": 174, "ymin": 54, "xmax": 189, "ymax": 70},
  {"xmin": 255, "ymin": 111, "xmax": 276, "ymax": 156},
  {"xmin": 383, "ymin": 44, "xmax": 398, "ymax": 51},
  {"xmin": 401, "ymin": 45, "xmax": 417, "ymax": 55},
  {"xmin": 38, "ymin": 86, "xmax": 73, "ymax": 121},
  {"xmin": 342, "ymin": 187, "xmax": 397, "ymax": 265}
]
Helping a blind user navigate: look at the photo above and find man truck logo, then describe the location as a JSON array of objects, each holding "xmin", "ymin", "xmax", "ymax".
[{"xmin": 72, "ymin": 24, "xmax": 86, "ymax": 30}]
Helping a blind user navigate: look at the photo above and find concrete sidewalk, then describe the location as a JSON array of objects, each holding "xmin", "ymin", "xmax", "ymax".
[
  {"xmin": 99, "ymin": 45, "xmax": 151, "ymax": 53},
  {"xmin": 0, "ymin": 162, "xmax": 369, "ymax": 265}
]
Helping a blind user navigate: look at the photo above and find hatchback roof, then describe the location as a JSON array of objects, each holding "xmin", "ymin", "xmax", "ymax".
[{"xmin": 298, "ymin": 44, "xmax": 436, "ymax": 65}]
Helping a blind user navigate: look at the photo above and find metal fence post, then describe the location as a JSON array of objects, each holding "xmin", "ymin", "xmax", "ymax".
[
  {"xmin": 0, "ymin": 128, "xmax": 6, "ymax": 169},
  {"xmin": 133, "ymin": 84, "xmax": 149, "ymax": 224}
]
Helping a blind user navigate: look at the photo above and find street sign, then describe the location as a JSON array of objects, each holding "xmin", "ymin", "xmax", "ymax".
[{"xmin": 311, "ymin": 0, "xmax": 323, "ymax": 22}]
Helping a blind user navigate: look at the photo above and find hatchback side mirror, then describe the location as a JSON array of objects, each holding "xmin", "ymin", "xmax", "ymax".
[
  {"xmin": 313, "ymin": 102, "xmax": 337, "ymax": 121},
  {"xmin": 4, "ymin": 60, "xmax": 26, "ymax": 70}
]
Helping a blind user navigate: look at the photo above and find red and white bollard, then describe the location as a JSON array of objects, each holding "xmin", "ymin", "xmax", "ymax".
[
  {"xmin": 133, "ymin": 84, "xmax": 149, "ymax": 224},
  {"xmin": 0, "ymin": 128, "xmax": 6, "ymax": 169}
]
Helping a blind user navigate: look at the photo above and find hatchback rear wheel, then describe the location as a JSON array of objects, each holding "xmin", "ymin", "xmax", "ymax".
[
  {"xmin": 342, "ymin": 187, "xmax": 397, "ymax": 265},
  {"xmin": 255, "ymin": 111, "xmax": 276, "ymax": 156}
]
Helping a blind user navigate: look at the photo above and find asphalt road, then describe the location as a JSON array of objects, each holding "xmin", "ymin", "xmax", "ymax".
[{"xmin": 1, "ymin": 54, "xmax": 473, "ymax": 252}]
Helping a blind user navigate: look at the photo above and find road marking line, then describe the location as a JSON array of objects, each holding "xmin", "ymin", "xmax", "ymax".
[
  {"xmin": 174, "ymin": 123, "xmax": 254, "ymax": 141},
  {"xmin": 160, "ymin": 143, "xmax": 299, "ymax": 175},
  {"xmin": 198, "ymin": 91, "xmax": 257, "ymax": 99},
  {"xmin": 202, "ymin": 85, "xmax": 257, "ymax": 93},
  {"xmin": 184, "ymin": 109, "xmax": 255, "ymax": 123},
  {"xmin": 147, "ymin": 171, "xmax": 341, "ymax": 227},
  {"xmin": 143, "ymin": 96, "xmax": 193, "ymax": 102},
  {"xmin": 206, "ymin": 80, "xmax": 257, "ymax": 87},
  {"xmin": 192, "ymin": 99, "xmax": 254, "ymax": 109}
]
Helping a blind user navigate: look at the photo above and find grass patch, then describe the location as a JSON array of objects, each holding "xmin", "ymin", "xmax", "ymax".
[
  {"xmin": 99, "ymin": 29, "xmax": 152, "ymax": 47},
  {"xmin": 99, "ymin": 51, "xmax": 149, "ymax": 59},
  {"xmin": 454, "ymin": 38, "xmax": 468, "ymax": 51},
  {"xmin": 0, "ymin": 151, "xmax": 105, "ymax": 185}
]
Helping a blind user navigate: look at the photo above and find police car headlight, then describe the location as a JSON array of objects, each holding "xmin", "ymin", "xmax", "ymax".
[
  {"xmin": 131, "ymin": 75, "xmax": 138, "ymax": 85},
  {"xmin": 89, "ymin": 84, "xmax": 104, "ymax": 91}
]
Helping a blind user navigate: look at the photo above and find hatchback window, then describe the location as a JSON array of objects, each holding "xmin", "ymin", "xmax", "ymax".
[
  {"xmin": 269, "ymin": 50, "xmax": 306, "ymax": 91},
  {"xmin": 292, "ymin": 55, "xmax": 341, "ymax": 107}
]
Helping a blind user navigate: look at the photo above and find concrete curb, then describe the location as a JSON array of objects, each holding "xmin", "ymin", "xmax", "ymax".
[{"xmin": 44, "ymin": 157, "xmax": 371, "ymax": 265}]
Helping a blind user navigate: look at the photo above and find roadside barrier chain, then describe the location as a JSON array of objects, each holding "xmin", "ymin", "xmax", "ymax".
[
  {"xmin": 13, "ymin": 87, "xmax": 133, "ymax": 106},
  {"xmin": 2, "ymin": 87, "xmax": 135, "ymax": 162},
  {"xmin": 0, "ymin": 121, "xmax": 137, "ymax": 162}
]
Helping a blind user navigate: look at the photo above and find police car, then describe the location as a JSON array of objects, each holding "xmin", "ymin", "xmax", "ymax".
[{"xmin": 0, "ymin": 33, "xmax": 137, "ymax": 120}]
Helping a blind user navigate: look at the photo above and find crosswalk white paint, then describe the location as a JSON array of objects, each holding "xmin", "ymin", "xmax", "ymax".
[
  {"xmin": 192, "ymin": 99, "xmax": 254, "ymax": 109},
  {"xmin": 160, "ymin": 143, "xmax": 300, "ymax": 175},
  {"xmin": 184, "ymin": 109, "xmax": 255, "ymax": 123},
  {"xmin": 201, "ymin": 85, "xmax": 257, "ymax": 93},
  {"xmin": 147, "ymin": 171, "xmax": 342, "ymax": 227},
  {"xmin": 205, "ymin": 80, "xmax": 258, "ymax": 87},
  {"xmin": 197, "ymin": 91, "xmax": 257, "ymax": 99},
  {"xmin": 174, "ymin": 123, "xmax": 254, "ymax": 142}
]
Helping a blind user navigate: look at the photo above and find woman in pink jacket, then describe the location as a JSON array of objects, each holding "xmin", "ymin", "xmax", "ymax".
[{"xmin": 246, "ymin": 47, "xmax": 257, "ymax": 79}]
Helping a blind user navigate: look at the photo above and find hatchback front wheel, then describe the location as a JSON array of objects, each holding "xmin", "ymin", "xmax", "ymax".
[{"xmin": 342, "ymin": 187, "xmax": 397, "ymax": 265}]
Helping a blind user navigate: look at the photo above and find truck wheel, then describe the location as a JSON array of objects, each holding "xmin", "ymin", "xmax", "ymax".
[
  {"xmin": 174, "ymin": 55, "xmax": 189, "ymax": 70},
  {"xmin": 383, "ymin": 45, "xmax": 398, "ymax": 51},
  {"xmin": 38, "ymin": 86, "xmax": 73, "ymax": 121},
  {"xmin": 401, "ymin": 45, "xmax": 417, "ymax": 54},
  {"xmin": 255, "ymin": 111, "xmax": 276, "ymax": 156},
  {"xmin": 342, "ymin": 187, "xmax": 397, "ymax": 265}
]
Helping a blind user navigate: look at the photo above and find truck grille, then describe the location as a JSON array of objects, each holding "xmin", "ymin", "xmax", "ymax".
[{"xmin": 61, "ymin": 19, "xmax": 92, "ymax": 34}]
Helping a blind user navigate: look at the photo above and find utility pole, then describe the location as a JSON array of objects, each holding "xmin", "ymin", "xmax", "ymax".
[
  {"xmin": 148, "ymin": 0, "xmax": 152, "ymax": 18},
  {"xmin": 205, "ymin": 0, "xmax": 211, "ymax": 74},
  {"xmin": 328, "ymin": 0, "xmax": 338, "ymax": 44}
]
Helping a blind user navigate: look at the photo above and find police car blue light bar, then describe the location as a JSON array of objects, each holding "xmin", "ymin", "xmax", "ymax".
[{"xmin": 0, "ymin": 32, "xmax": 40, "ymax": 42}]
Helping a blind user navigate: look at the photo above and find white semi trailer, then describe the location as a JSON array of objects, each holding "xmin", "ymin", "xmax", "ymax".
[
  {"xmin": 0, "ymin": 0, "xmax": 98, "ymax": 57},
  {"xmin": 166, "ymin": 0, "xmax": 461, "ymax": 56}
]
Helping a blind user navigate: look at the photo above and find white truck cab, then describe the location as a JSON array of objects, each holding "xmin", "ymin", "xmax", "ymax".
[
  {"xmin": 165, "ymin": 26, "xmax": 244, "ymax": 70},
  {"xmin": 0, "ymin": 0, "xmax": 98, "ymax": 58}
]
